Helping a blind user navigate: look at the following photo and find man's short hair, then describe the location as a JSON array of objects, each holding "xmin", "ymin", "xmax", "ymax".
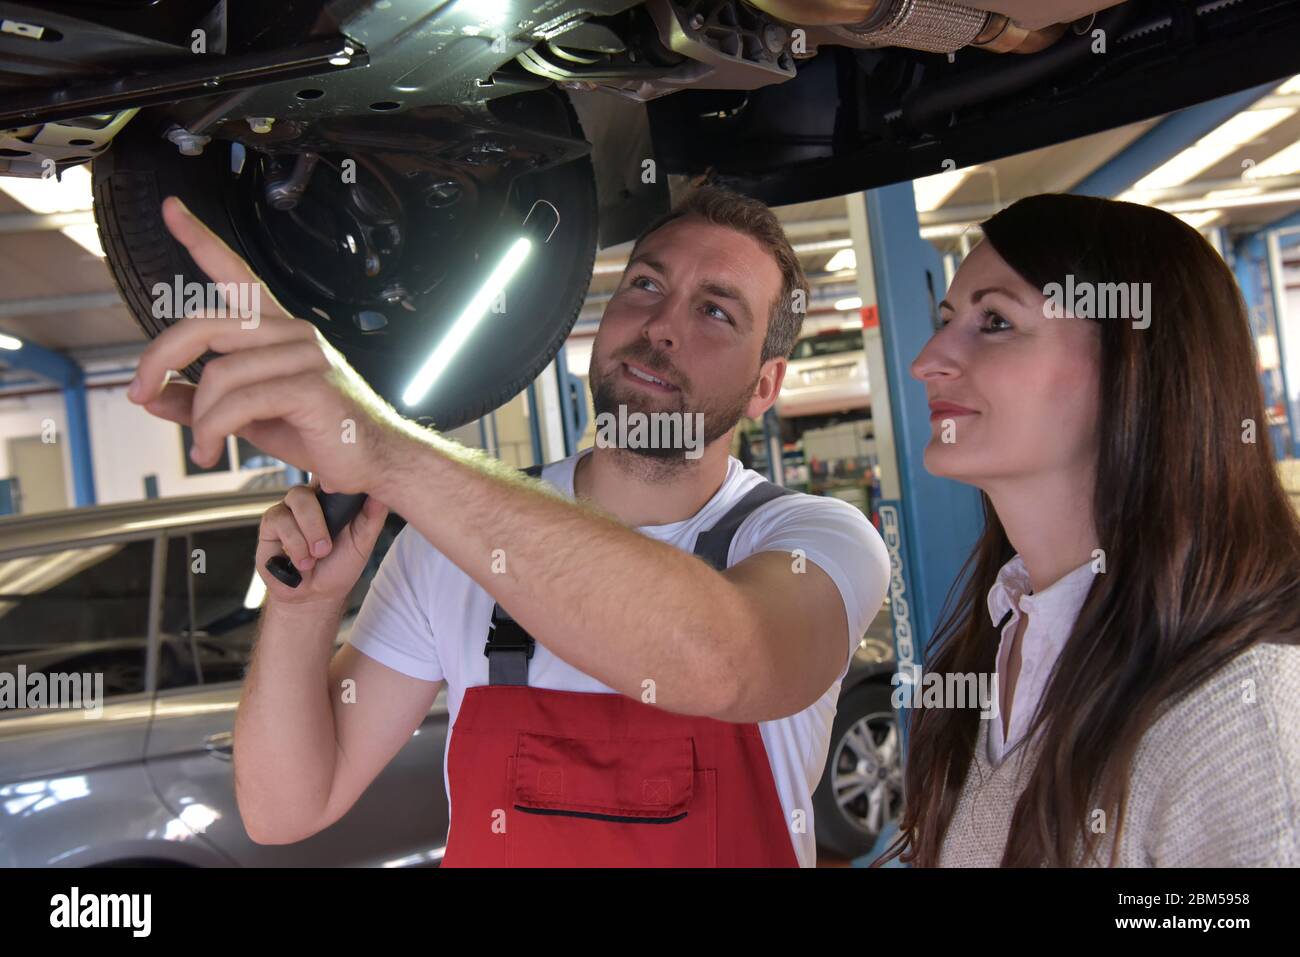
[{"xmin": 627, "ymin": 184, "xmax": 809, "ymax": 362}]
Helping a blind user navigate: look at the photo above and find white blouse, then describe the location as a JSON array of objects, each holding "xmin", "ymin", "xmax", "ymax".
[{"xmin": 985, "ymin": 554, "xmax": 1098, "ymax": 765}]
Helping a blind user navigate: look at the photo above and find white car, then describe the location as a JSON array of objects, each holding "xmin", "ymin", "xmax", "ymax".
[{"xmin": 777, "ymin": 329, "xmax": 870, "ymax": 419}]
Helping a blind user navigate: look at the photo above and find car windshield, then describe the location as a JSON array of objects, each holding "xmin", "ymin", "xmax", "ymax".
[{"xmin": 791, "ymin": 331, "xmax": 864, "ymax": 360}]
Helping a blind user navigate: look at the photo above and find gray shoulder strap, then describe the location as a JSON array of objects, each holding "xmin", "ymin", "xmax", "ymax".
[
  {"xmin": 693, "ymin": 481, "xmax": 796, "ymax": 570},
  {"xmin": 484, "ymin": 462, "xmax": 549, "ymax": 687},
  {"xmin": 520, "ymin": 462, "xmax": 792, "ymax": 569}
]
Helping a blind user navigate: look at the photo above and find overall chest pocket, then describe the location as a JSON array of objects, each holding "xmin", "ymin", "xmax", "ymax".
[{"xmin": 506, "ymin": 730, "xmax": 717, "ymax": 867}]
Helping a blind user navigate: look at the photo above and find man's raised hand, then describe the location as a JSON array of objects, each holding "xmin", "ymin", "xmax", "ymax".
[{"xmin": 127, "ymin": 196, "xmax": 410, "ymax": 497}]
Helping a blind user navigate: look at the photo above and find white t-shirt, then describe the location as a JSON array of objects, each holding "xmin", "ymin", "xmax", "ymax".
[{"xmin": 347, "ymin": 449, "xmax": 890, "ymax": 867}]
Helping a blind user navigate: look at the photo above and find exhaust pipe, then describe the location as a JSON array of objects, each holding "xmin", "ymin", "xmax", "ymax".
[{"xmin": 748, "ymin": 0, "xmax": 1080, "ymax": 54}]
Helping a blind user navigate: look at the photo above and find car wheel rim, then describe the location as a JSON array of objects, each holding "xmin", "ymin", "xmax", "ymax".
[
  {"xmin": 832, "ymin": 709, "xmax": 903, "ymax": 837},
  {"xmin": 227, "ymin": 150, "xmax": 501, "ymax": 350},
  {"xmin": 213, "ymin": 143, "xmax": 588, "ymax": 424}
]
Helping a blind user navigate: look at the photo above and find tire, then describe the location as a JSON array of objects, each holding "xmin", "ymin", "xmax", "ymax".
[
  {"xmin": 76, "ymin": 645, "xmax": 178, "ymax": 697},
  {"xmin": 813, "ymin": 681, "xmax": 904, "ymax": 860},
  {"xmin": 92, "ymin": 109, "xmax": 598, "ymax": 431}
]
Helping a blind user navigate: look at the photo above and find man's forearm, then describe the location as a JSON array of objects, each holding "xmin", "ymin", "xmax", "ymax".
[
  {"xmin": 373, "ymin": 428, "xmax": 755, "ymax": 716},
  {"xmin": 233, "ymin": 598, "xmax": 346, "ymax": 842}
]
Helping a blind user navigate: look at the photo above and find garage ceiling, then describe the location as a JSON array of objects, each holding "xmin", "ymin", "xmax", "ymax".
[{"xmin": 4, "ymin": 77, "xmax": 1300, "ymax": 373}]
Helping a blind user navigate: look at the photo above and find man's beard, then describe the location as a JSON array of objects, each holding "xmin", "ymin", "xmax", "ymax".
[{"xmin": 589, "ymin": 342, "xmax": 757, "ymax": 472}]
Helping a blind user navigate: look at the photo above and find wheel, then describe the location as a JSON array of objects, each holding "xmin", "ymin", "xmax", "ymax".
[
  {"xmin": 79, "ymin": 645, "xmax": 179, "ymax": 696},
  {"xmin": 96, "ymin": 655, "xmax": 146, "ymax": 698},
  {"xmin": 91, "ymin": 107, "xmax": 598, "ymax": 430},
  {"xmin": 813, "ymin": 681, "xmax": 904, "ymax": 860}
]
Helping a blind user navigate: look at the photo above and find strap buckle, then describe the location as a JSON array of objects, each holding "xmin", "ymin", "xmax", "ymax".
[{"xmin": 485, "ymin": 605, "xmax": 535, "ymax": 659}]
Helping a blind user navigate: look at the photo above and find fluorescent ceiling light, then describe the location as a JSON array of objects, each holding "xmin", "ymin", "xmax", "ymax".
[
  {"xmin": 0, "ymin": 332, "xmax": 23, "ymax": 350},
  {"xmin": 913, "ymin": 166, "xmax": 977, "ymax": 213},
  {"xmin": 834, "ymin": 296, "xmax": 863, "ymax": 312},
  {"xmin": 1130, "ymin": 108, "xmax": 1296, "ymax": 192},
  {"xmin": 824, "ymin": 248, "xmax": 856, "ymax": 273},
  {"xmin": 402, "ymin": 236, "xmax": 533, "ymax": 406},
  {"xmin": 920, "ymin": 222, "xmax": 978, "ymax": 240},
  {"xmin": 1246, "ymin": 138, "xmax": 1300, "ymax": 179},
  {"xmin": 0, "ymin": 166, "xmax": 104, "ymax": 257},
  {"xmin": 1175, "ymin": 210, "xmax": 1223, "ymax": 230},
  {"xmin": 1276, "ymin": 75, "xmax": 1300, "ymax": 95},
  {"xmin": 921, "ymin": 186, "xmax": 1300, "ymax": 240},
  {"xmin": 1203, "ymin": 186, "xmax": 1263, "ymax": 201},
  {"xmin": 1161, "ymin": 186, "xmax": 1300, "ymax": 212}
]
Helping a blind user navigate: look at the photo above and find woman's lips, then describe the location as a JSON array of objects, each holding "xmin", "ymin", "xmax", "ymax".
[{"xmin": 928, "ymin": 401, "xmax": 978, "ymax": 421}]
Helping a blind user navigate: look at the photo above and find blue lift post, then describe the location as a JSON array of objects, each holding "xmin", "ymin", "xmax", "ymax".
[
  {"xmin": 1233, "ymin": 208, "xmax": 1300, "ymax": 460},
  {"xmin": 553, "ymin": 343, "xmax": 588, "ymax": 458},
  {"xmin": 524, "ymin": 349, "xmax": 583, "ymax": 464},
  {"xmin": 846, "ymin": 182, "xmax": 984, "ymax": 867},
  {"xmin": 0, "ymin": 336, "xmax": 96, "ymax": 507},
  {"xmin": 524, "ymin": 346, "xmax": 588, "ymax": 464},
  {"xmin": 524, "ymin": 381, "xmax": 545, "ymax": 466},
  {"xmin": 863, "ymin": 182, "xmax": 984, "ymax": 727},
  {"xmin": 1263, "ymin": 225, "xmax": 1300, "ymax": 460}
]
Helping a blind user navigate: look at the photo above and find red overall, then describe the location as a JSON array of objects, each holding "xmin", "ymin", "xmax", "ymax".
[{"xmin": 440, "ymin": 478, "xmax": 801, "ymax": 867}]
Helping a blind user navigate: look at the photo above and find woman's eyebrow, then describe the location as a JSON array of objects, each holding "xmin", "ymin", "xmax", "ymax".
[
  {"xmin": 940, "ymin": 285, "xmax": 1026, "ymax": 311},
  {"xmin": 971, "ymin": 285, "xmax": 1025, "ymax": 305}
]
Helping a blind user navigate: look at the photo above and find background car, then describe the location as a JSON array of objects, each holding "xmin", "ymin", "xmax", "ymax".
[
  {"xmin": 777, "ymin": 327, "xmax": 870, "ymax": 420},
  {"xmin": 0, "ymin": 490, "xmax": 899, "ymax": 865}
]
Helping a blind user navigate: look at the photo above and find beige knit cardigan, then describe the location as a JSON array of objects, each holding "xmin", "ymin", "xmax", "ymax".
[{"xmin": 937, "ymin": 643, "xmax": 1300, "ymax": 866}]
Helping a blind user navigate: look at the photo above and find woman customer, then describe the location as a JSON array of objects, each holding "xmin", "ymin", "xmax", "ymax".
[{"xmin": 877, "ymin": 193, "xmax": 1299, "ymax": 866}]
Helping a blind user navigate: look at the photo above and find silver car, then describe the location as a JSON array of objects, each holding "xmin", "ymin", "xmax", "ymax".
[
  {"xmin": 0, "ymin": 491, "xmax": 448, "ymax": 868},
  {"xmin": 0, "ymin": 490, "xmax": 898, "ymax": 866}
]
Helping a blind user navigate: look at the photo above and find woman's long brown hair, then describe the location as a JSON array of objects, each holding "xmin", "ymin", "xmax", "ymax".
[{"xmin": 876, "ymin": 193, "xmax": 1300, "ymax": 867}]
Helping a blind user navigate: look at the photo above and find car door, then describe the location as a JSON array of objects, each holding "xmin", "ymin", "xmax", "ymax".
[
  {"xmin": 0, "ymin": 536, "xmax": 174, "ymax": 867},
  {"xmin": 143, "ymin": 518, "xmax": 451, "ymax": 867}
]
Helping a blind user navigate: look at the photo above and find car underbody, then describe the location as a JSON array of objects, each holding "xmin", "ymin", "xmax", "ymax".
[{"xmin": 3, "ymin": 0, "xmax": 1300, "ymax": 427}]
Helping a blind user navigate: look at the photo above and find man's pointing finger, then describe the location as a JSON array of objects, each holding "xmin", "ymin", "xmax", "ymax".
[{"xmin": 160, "ymin": 196, "xmax": 291, "ymax": 318}]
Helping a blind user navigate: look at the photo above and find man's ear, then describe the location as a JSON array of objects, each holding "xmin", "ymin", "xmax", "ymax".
[{"xmin": 745, "ymin": 357, "xmax": 787, "ymax": 419}]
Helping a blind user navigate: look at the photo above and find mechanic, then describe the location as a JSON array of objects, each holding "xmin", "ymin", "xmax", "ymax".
[{"xmin": 128, "ymin": 184, "xmax": 890, "ymax": 867}]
